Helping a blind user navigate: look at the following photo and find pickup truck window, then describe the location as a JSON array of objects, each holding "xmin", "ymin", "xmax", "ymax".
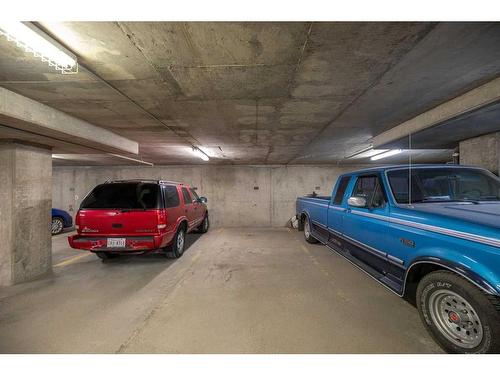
[
  {"xmin": 181, "ymin": 187, "xmax": 193, "ymax": 205},
  {"xmin": 333, "ymin": 176, "xmax": 350, "ymax": 205},
  {"xmin": 387, "ymin": 167, "xmax": 500, "ymax": 203},
  {"xmin": 163, "ymin": 185, "xmax": 180, "ymax": 208},
  {"xmin": 351, "ymin": 175, "xmax": 385, "ymax": 208}
]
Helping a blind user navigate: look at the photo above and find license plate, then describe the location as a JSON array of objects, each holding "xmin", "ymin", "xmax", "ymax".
[{"xmin": 107, "ymin": 238, "xmax": 126, "ymax": 248}]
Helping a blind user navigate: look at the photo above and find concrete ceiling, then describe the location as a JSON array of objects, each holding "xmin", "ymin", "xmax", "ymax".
[{"xmin": 0, "ymin": 22, "xmax": 499, "ymax": 165}]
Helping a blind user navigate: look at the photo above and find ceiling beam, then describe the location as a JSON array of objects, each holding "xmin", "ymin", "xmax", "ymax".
[
  {"xmin": 372, "ymin": 76, "xmax": 500, "ymax": 148},
  {"xmin": 0, "ymin": 86, "xmax": 139, "ymax": 155}
]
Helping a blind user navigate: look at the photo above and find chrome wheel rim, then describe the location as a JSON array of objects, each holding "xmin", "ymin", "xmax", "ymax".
[
  {"xmin": 177, "ymin": 231, "xmax": 185, "ymax": 253},
  {"xmin": 51, "ymin": 219, "xmax": 63, "ymax": 234},
  {"xmin": 428, "ymin": 289, "xmax": 483, "ymax": 349},
  {"xmin": 304, "ymin": 220, "xmax": 310, "ymax": 238},
  {"xmin": 203, "ymin": 217, "xmax": 208, "ymax": 230}
]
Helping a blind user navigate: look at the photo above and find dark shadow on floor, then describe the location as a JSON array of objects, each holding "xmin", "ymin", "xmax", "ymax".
[
  {"xmin": 52, "ymin": 227, "xmax": 75, "ymax": 236},
  {"xmin": 99, "ymin": 232, "xmax": 204, "ymax": 265}
]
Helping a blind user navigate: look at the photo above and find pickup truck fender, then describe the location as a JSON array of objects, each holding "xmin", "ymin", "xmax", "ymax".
[
  {"xmin": 405, "ymin": 253, "xmax": 500, "ymax": 297},
  {"xmin": 297, "ymin": 211, "xmax": 310, "ymax": 231},
  {"xmin": 297, "ymin": 210, "xmax": 320, "ymax": 233}
]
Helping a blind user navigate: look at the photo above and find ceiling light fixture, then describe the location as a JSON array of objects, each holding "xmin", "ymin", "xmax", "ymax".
[
  {"xmin": 191, "ymin": 147, "xmax": 209, "ymax": 162},
  {"xmin": 370, "ymin": 149, "xmax": 403, "ymax": 161},
  {"xmin": 0, "ymin": 22, "xmax": 78, "ymax": 74}
]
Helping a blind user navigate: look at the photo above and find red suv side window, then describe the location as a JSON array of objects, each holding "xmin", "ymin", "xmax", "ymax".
[{"xmin": 181, "ymin": 187, "xmax": 192, "ymax": 205}]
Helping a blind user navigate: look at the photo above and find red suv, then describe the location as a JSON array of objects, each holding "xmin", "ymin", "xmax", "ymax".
[{"xmin": 68, "ymin": 180, "xmax": 209, "ymax": 260}]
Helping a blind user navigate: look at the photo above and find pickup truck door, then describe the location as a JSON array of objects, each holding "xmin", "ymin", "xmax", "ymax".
[{"xmin": 342, "ymin": 174, "xmax": 392, "ymax": 279}]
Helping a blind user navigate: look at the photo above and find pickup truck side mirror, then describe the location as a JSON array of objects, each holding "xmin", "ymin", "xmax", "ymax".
[
  {"xmin": 347, "ymin": 196, "xmax": 367, "ymax": 208},
  {"xmin": 198, "ymin": 197, "xmax": 208, "ymax": 203}
]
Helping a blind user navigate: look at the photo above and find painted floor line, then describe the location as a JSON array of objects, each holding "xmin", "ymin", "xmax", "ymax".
[{"xmin": 53, "ymin": 253, "xmax": 92, "ymax": 267}]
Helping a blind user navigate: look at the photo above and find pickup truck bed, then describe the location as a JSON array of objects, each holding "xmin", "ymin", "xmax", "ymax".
[{"xmin": 297, "ymin": 196, "xmax": 403, "ymax": 293}]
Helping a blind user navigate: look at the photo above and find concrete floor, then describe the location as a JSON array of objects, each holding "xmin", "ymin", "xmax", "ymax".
[{"xmin": 0, "ymin": 227, "xmax": 442, "ymax": 353}]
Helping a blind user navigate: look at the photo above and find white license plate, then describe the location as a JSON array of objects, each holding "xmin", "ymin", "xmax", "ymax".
[{"xmin": 107, "ymin": 238, "xmax": 126, "ymax": 248}]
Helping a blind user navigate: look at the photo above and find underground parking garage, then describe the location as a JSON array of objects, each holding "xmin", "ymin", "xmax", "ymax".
[{"xmin": 0, "ymin": 19, "xmax": 500, "ymax": 356}]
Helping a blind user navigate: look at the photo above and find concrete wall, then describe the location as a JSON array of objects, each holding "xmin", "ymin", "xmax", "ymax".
[
  {"xmin": 459, "ymin": 131, "xmax": 500, "ymax": 175},
  {"xmin": 52, "ymin": 165, "xmax": 369, "ymax": 228},
  {"xmin": 0, "ymin": 141, "xmax": 52, "ymax": 285}
]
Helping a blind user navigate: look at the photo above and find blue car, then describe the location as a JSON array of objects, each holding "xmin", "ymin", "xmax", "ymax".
[
  {"xmin": 51, "ymin": 208, "xmax": 73, "ymax": 235},
  {"xmin": 296, "ymin": 164, "xmax": 500, "ymax": 353}
]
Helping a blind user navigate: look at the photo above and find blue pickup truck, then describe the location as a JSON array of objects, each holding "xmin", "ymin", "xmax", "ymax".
[{"xmin": 296, "ymin": 164, "xmax": 500, "ymax": 353}]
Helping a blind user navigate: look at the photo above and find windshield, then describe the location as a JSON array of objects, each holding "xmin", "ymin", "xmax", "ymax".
[
  {"xmin": 80, "ymin": 183, "xmax": 160, "ymax": 209},
  {"xmin": 387, "ymin": 168, "xmax": 500, "ymax": 204}
]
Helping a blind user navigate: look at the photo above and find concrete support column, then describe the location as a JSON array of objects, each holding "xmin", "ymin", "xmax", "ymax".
[
  {"xmin": 459, "ymin": 132, "xmax": 500, "ymax": 176},
  {"xmin": 0, "ymin": 141, "xmax": 52, "ymax": 286}
]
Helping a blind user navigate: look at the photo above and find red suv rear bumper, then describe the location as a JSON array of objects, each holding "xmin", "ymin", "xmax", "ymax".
[{"xmin": 68, "ymin": 233, "xmax": 172, "ymax": 252}]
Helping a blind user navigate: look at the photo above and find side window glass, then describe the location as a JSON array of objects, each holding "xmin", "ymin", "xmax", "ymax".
[
  {"xmin": 190, "ymin": 188, "xmax": 200, "ymax": 201},
  {"xmin": 163, "ymin": 185, "xmax": 180, "ymax": 208},
  {"xmin": 181, "ymin": 187, "xmax": 192, "ymax": 205},
  {"xmin": 351, "ymin": 176, "xmax": 386, "ymax": 208},
  {"xmin": 371, "ymin": 180, "xmax": 385, "ymax": 208},
  {"xmin": 333, "ymin": 176, "xmax": 350, "ymax": 205}
]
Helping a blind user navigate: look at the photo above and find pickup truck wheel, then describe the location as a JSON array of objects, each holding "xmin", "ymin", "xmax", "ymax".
[
  {"xmin": 198, "ymin": 215, "xmax": 209, "ymax": 234},
  {"xmin": 95, "ymin": 251, "xmax": 119, "ymax": 260},
  {"xmin": 170, "ymin": 227, "xmax": 186, "ymax": 258},
  {"xmin": 303, "ymin": 219, "xmax": 319, "ymax": 244},
  {"xmin": 416, "ymin": 270, "xmax": 500, "ymax": 353}
]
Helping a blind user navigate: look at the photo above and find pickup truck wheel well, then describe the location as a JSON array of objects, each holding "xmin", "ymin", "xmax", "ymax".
[
  {"xmin": 298, "ymin": 213, "xmax": 307, "ymax": 231},
  {"xmin": 404, "ymin": 263, "xmax": 448, "ymax": 305}
]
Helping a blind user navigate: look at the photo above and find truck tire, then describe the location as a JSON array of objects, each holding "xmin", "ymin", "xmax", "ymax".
[
  {"xmin": 416, "ymin": 270, "xmax": 500, "ymax": 353},
  {"xmin": 170, "ymin": 227, "xmax": 186, "ymax": 258},
  {"xmin": 197, "ymin": 214, "xmax": 209, "ymax": 233},
  {"xmin": 303, "ymin": 218, "xmax": 319, "ymax": 244}
]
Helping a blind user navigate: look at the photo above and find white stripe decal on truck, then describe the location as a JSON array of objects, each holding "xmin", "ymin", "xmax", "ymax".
[{"xmin": 350, "ymin": 210, "xmax": 500, "ymax": 248}]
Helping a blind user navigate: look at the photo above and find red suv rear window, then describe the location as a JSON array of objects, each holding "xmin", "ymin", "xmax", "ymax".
[{"xmin": 81, "ymin": 183, "xmax": 160, "ymax": 209}]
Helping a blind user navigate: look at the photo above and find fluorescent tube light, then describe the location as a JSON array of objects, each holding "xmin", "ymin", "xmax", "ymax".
[
  {"xmin": 191, "ymin": 147, "xmax": 209, "ymax": 161},
  {"xmin": 0, "ymin": 22, "xmax": 77, "ymax": 74},
  {"xmin": 370, "ymin": 149, "xmax": 403, "ymax": 161}
]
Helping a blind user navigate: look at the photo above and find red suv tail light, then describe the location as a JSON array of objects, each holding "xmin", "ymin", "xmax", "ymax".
[
  {"xmin": 156, "ymin": 210, "xmax": 167, "ymax": 231},
  {"xmin": 75, "ymin": 212, "xmax": 81, "ymax": 232}
]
